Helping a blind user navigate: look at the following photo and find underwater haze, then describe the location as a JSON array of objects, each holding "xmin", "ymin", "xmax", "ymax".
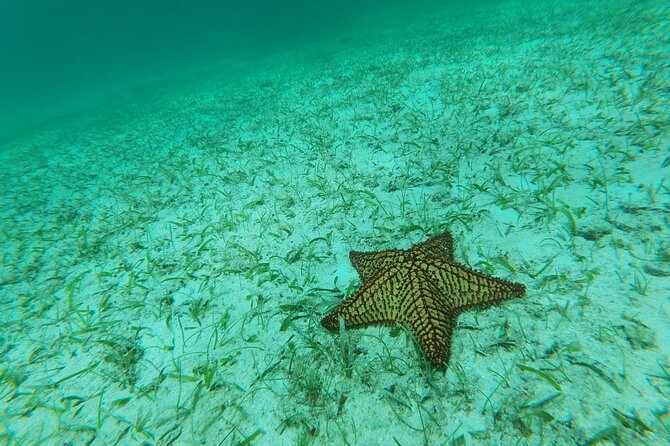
[
  {"xmin": 1, "ymin": 0, "xmax": 670, "ymax": 445},
  {"xmin": 0, "ymin": 0, "xmax": 438, "ymax": 140}
]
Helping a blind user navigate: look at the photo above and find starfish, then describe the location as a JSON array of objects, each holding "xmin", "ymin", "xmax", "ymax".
[{"xmin": 321, "ymin": 231, "xmax": 526, "ymax": 367}]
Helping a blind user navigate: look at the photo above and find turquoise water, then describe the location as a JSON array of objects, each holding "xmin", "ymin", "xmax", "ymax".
[
  {"xmin": 0, "ymin": 0, "xmax": 437, "ymax": 141},
  {"xmin": 1, "ymin": 0, "xmax": 669, "ymax": 444}
]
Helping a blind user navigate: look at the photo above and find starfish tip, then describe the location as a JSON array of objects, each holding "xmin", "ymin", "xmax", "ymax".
[{"xmin": 320, "ymin": 314, "xmax": 337, "ymax": 331}]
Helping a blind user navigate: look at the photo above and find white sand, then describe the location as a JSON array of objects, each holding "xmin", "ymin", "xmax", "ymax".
[{"xmin": 1, "ymin": 0, "xmax": 669, "ymax": 444}]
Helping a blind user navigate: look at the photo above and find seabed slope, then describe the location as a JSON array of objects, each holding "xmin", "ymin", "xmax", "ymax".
[{"xmin": 1, "ymin": 1, "xmax": 669, "ymax": 444}]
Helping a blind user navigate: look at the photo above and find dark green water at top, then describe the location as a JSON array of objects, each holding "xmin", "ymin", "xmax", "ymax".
[{"xmin": 0, "ymin": 0, "xmax": 454, "ymax": 141}]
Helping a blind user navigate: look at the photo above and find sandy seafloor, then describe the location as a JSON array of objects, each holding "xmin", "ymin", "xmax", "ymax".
[{"xmin": 1, "ymin": 0, "xmax": 669, "ymax": 445}]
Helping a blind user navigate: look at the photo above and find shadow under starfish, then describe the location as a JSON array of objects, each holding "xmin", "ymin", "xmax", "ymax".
[{"xmin": 321, "ymin": 231, "xmax": 526, "ymax": 368}]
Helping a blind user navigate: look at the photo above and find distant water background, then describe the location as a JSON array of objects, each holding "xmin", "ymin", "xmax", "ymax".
[{"xmin": 0, "ymin": 0, "xmax": 444, "ymax": 142}]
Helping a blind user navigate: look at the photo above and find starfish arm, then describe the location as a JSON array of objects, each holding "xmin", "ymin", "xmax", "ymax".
[
  {"xmin": 321, "ymin": 266, "xmax": 407, "ymax": 330},
  {"xmin": 410, "ymin": 313, "xmax": 455, "ymax": 366},
  {"xmin": 413, "ymin": 231, "xmax": 454, "ymax": 261},
  {"xmin": 403, "ymin": 269, "xmax": 457, "ymax": 366},
  {"xmin": 349, "ymin": 249, "xmax": 404, "ymax": 283},
  {"xmin": 425, "ymin": 259, "xmax": 525, "ymax": 312}
]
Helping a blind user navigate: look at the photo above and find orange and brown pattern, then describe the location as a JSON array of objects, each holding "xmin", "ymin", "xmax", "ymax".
[{"xmin": 321, "ymin": 231, "xmax": 526, "ymax": 367}]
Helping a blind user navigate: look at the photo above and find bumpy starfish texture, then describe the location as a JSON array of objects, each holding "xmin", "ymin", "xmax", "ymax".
[{"xmin": 321, "ymin": 231, "xmax": 526, "ymax": 367}]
